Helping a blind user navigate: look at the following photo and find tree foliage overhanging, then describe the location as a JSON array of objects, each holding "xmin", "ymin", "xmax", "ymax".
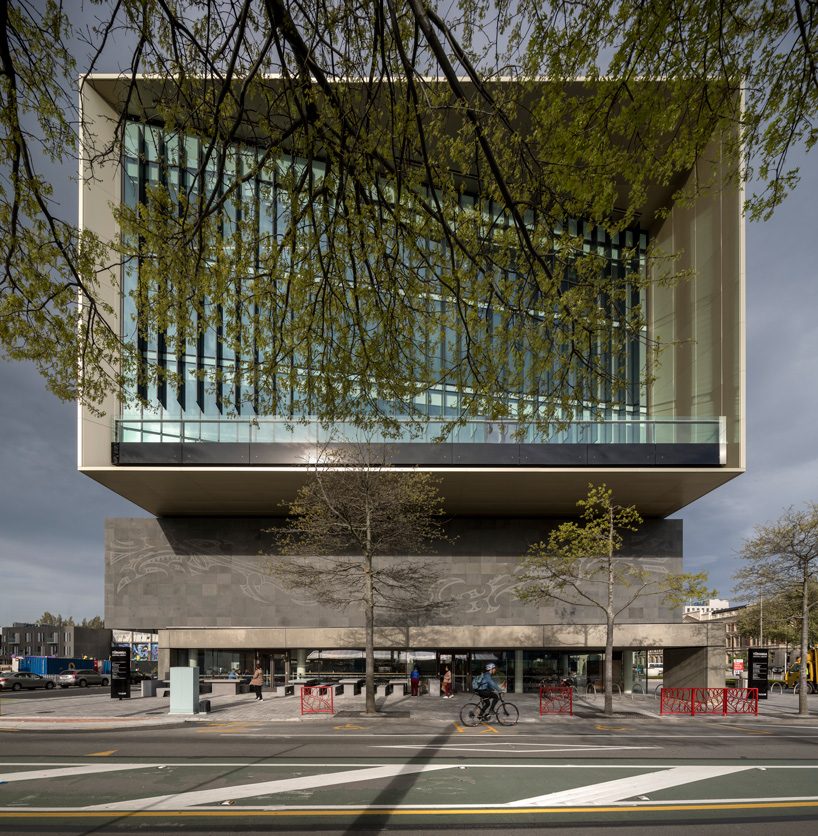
[{"xmin": 1, "ymin": 0, "xmax": 815, "ymax": 426}]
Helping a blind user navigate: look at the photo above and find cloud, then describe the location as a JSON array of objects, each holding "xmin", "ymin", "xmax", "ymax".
[
  {"xmin": 678, "ymin": 143, "xmax": 818, "ymax": 601},
  {"xmin": 0, "ymin": 360, "xmax": 148, "ymax": 623}
]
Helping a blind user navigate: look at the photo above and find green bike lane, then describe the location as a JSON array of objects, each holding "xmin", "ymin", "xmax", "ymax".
[
  {"xmin": 1, "ymin": 755, "xmax": 818, "ymax": 828},
  {"xmin": 2, "ymin": 717, "xmax": 818, "ymax": 829}
]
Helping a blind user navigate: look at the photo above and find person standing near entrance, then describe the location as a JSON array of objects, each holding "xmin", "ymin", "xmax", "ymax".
[
  {"xmin": 250, "ymin": 666, "xmax": 264, "ymax": 701},
  {"xmin": 442, "ymin": 665, "xmax": 453, "ymax": 698},
  {"xmin": 410, "ymin": 664, "xmax": 421, "ymax": 696}
]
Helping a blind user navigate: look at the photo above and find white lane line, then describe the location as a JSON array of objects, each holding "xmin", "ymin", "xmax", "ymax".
[
  {"xmin": 82, "ymin": 763, "xmax": 456, "ymax": 811},
  {"xmin": 508, "ymin": 765, "xmax": 756, "ymax": 807},
  {"xmin": 372, "ymin": 742, "xmax": 662, "ymax": 755},
  {"xmin": 146, "ymin": 794, "xmax": 818, "ymax": 810},
  {"xmin": 0, "ymin": 764, "xmax": 160, "ymax": 783}
]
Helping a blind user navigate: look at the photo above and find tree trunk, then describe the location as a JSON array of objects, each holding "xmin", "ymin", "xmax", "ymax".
[
  {"xmin": 799, "ymin": 566, "xmax": 809, "ymax": 716},
  {"xmin": 604, "ymin": 612, "xmax": 614, "ymax": 716},
  {"xmin": 364, "ymin": 505, "xmax": 376, "ymax": 715},
  {"xmin": 604, "ymin": 510, "xmax": 615, "ymax": 716}
]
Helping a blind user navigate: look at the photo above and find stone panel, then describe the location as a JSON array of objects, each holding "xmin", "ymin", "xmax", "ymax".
[{"xmin": 105, "ymin": 516, "xmax": 684, "ymax": 631}]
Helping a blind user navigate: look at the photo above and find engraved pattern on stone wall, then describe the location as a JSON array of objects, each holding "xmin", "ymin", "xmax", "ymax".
[
  {"xmin": 108, "ymin": 534, "xmax": 318, "ymax": 606},
  {"xmin": 428, "ymin": 558, "xmax": 676, "ymax": 616},
  {"xmin": 107, "ymin": 520, "xmax": 680, "ymax": 626}
]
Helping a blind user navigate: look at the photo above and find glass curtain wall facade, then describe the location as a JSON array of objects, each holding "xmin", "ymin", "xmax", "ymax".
[
  {"xmin": 121, "ymin": 121, "xmax": 648, "ymax": 443},
  {"xmin": 168, "ymin": 646, "xmax": 664, "ymax": 694}
]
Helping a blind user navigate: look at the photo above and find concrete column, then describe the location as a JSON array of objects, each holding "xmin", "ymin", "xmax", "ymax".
[
  {"xmin": 158, "ymin": 647, "xmax": 170, "ymax": 681},
  {"xmin": 188, "ymin": 650, "xmax": 198, "ymax": 668},
  {"xmin": 514, "ymin": 650, "xmax": 524, "ymax": 694},
  {"xmin": 296, "ymin": 649, "xmax": 307, "ymax": 678},
  {"xmin": 664, "ymin": 645, "xmax": 725, "ymax": 688},
  {"xmin": 623, "ymin": 650, "xmax": 634, "ymax": 694}
]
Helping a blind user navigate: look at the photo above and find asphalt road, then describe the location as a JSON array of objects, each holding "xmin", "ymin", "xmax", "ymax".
[
  {"xmin": 0, "ymin": 684, "xmax": 138, "ymax": 701},
  {"xmin": 1, "ymin": 718, "xmax": 817, "ymax": 833}
]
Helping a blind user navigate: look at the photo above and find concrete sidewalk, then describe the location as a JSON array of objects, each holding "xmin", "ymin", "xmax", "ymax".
[{"xmin": 0, "ymin": 687, "xmax": 815, "ymax": 731}]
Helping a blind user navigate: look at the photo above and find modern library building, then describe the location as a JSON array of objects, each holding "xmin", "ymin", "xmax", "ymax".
[{"xmin": 79, "ymin": 75, "xmax": 743, "ymax": 693}]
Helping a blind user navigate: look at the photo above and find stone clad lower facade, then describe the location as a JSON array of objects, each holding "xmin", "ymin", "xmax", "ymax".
[{"xmin": 105, "ymin": 515, "xmax": 725, "ymax": 690}]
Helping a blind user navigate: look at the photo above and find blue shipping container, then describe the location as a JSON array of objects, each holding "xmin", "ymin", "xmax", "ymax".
[{"xmin": 19, "ymin": 657, "xmax": 94, "ymax": 676}]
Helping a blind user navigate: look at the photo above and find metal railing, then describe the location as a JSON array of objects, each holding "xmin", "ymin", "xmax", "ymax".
[{"xmin": 116, "ymin": 415, "xmax": 726, "ymax": 450}]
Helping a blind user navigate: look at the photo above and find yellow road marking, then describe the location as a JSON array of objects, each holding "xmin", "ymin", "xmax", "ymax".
[
  {"xmin": 86, "ymin": 751, "xmax": 117, "ymax": 757},
  {"xmin": 595, "ymin": 724, "xmax": 628, "ymax": 732},
  {"xmin": 453, "ymin": 723, "xmax": 465, "ymax": 733},
  {"xmin": 719, "ymin": 723, "xmax": 771, "ymax": 736},
  {"xmin": 3, "ymin": 801, "xmax": 818, "ymax": 817},
  {"xmin": 195, "ymin": 722, "xmax": 253, "ymax": 734},
  {"xmin": 479, "ymin": 724, "xmax": 498, "ymax": 734},
  {"xmin": 333, "ymin": 724, "xmax": 365, "ymax": 731}
]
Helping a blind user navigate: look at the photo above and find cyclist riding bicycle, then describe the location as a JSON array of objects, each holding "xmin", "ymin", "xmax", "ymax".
[{"xmin": 475, "ymin": 663, "xmax": 502, "ymax": 718}]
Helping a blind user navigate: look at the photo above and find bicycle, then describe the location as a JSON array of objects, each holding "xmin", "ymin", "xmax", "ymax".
[{"xmin": 459, "ymin": 691, "xmax": 519, "ymax": 726}]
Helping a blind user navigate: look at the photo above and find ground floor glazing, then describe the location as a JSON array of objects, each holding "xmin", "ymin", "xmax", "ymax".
[{"xmin": 169, "ymin": 647, "xmax": 666, "ymax": 694}]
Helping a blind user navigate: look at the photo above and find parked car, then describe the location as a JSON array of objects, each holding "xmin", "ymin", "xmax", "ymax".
[
  {"xmin": 647, "ymin": 663, "xmax": 664, "ymax": 677},
  {"xmin": 128, "ymin": 670, "xmax": 154, "ymax": 683},
  {"xmin": 57, "ymin": 668, "xmax": 109, "ymax": 688},
  {"xmin": 0, "ymin": 671, "xmax": 55, "ymax": 691}
]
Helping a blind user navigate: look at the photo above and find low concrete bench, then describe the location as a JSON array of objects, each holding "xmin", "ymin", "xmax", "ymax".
[
  {"xmin": 338, "ymin": 678, "xmax": 364, "ymax": 696},
  {"xmin": 389, "ymin": 679, "xmax": 409, "ymax": 696},
  {"xmin": 201, "ymin": 680, "xmax": 242, "ymax": 697},
  {"xmin": 280, "ymin": 678, "xmax": 320, "ymax": 697}
]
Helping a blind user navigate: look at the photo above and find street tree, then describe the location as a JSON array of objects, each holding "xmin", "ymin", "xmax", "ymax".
[
  {"xmin": 36, "ymin": 612, "xmax": 75, "ymax": 627},
  {"xmin": 517, "ymin": 483, "xmax": 711, "ymax": 715},
  {"xmin": 1, "ymin": 1, "xmax": 815, "ymax": 426},
  {"xmin": 80, "ymin": 616, "xmax": 105, "ymax": 629},
  {"xmin": 735, "ymin": 583, "xmax": 818, "ymax": 649},
  {"xmin": 735, "ymin": 503, "xmax": 818, "ymax": 714},
  {"xmin": 268, "ymin": 444, "xmax": 448, "ymax": 714}
]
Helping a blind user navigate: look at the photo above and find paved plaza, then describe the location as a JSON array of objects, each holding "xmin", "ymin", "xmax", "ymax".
[{"xmin": 0, "ymin": 686, "xmax": 815, "ymax": 731}]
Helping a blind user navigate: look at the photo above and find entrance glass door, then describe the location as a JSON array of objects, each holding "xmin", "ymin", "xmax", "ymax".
[
  {"xmin": 438, "ymin": 651, "xmax": 470, "ymax": 695},
  {"xmin": 257, "ymin": 652, "xmax": 287, "ymax": 690}
]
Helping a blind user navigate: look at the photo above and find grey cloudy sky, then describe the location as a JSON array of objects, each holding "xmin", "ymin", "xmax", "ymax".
[
  {"xmin": 0, "ymin": 11, "xmax": 815, "ymax": 623},
  {"xmin": 673, "ymin": 146, "xmax": 818, "ymax": 597}
]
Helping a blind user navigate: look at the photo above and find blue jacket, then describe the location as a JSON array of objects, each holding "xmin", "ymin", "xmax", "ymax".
[{"xmin": 477, "ymin": 671, "xmax": 501, "ymax": 692}]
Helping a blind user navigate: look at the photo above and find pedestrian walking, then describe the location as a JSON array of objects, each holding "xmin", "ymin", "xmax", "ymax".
[
  {"xmin": 410, "ymin": 664, "xmax": 421, "ymax": 696},
  {"xmin": 442, "ymin": 665, "xmax": 453, "ymax": 698},
  {"xmin": 250, "ymin": 666, "xmax": 264, "ymax": 701}
]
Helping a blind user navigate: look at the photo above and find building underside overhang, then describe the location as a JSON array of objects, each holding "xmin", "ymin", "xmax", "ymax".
[{"xmin": 85, "ymin": 465, "xmax": 742, "ymax": 518}]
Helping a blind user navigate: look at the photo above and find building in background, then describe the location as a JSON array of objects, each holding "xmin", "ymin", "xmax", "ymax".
[
  {"xmin": 0, "ymin": 623, "xmax": 112, "ymax": 662},
  {"xmin": 79, "ymin": 76, "xmax": 742, "ymax": 692},
  {"xmin": 684, "ymin": 599, "xmax": 731, "ymax": 618}
]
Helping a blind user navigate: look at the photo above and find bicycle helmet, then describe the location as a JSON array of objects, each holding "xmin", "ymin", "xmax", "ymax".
[{"xmin": 486, "ymin": 663, "xmax": 496, "ymax": 671}]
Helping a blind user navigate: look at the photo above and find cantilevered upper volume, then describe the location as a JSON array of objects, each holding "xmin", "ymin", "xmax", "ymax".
[{"xmin": 77, "ymin": 74, "xmax": 744, "ymax": 517}]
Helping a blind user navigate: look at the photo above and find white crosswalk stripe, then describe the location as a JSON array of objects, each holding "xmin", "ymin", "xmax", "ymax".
[
  {"xmin": 83, "ymin": 763, "xmax": 456, "ymax": 811},
  {"xmin": 507, "ymin": 765, "xmax": 757, "ymax": 806}
]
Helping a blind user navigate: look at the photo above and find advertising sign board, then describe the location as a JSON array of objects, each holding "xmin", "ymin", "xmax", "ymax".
[
  {"xmin": 110, "ymin": 644, "xmax": 131, "ymax": 700},
  {"xmin": 748, "ymin": 647, "xmax": 769, "ymax": 699}
]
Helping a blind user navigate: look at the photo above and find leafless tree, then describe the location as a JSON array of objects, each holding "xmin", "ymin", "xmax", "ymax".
[{"xmin": 268, "ymin": 443, "xmax": 448, "ymax": 713}]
